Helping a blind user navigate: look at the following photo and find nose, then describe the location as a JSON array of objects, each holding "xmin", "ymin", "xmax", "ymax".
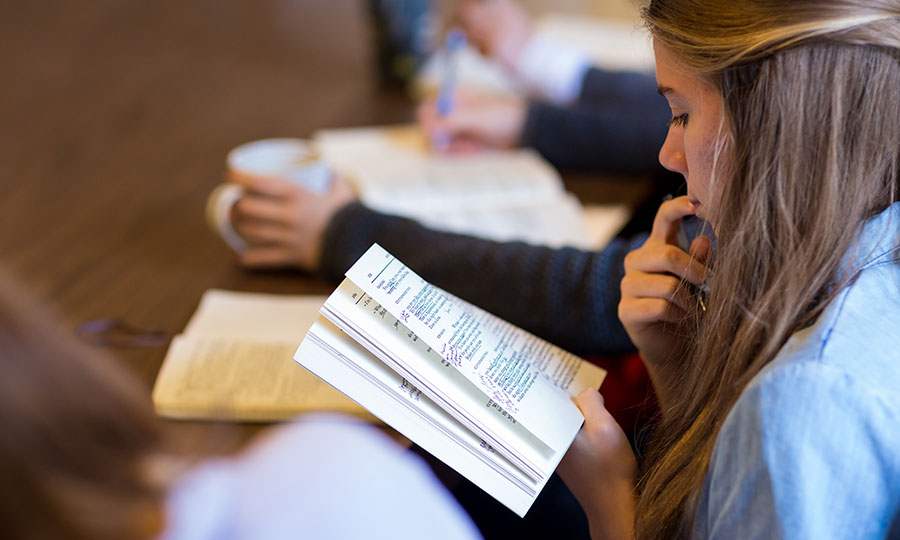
[{"xmin": 659, "ymin": 127, "xmax": 688, "ymax": 177}]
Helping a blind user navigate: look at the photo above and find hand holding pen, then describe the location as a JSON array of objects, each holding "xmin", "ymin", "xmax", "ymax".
[
  {"xmin": 418, "ymin": 89, "xmax": 526, "ymax": 153},
  {"xmin": 419, "ymin": 29, "xmax": 527, "ymax": 153}
]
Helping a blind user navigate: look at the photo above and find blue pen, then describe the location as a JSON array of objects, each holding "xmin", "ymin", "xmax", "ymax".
[{"xmin": 432, "ymin": 29, "xmax": 467, "ymax": 151}]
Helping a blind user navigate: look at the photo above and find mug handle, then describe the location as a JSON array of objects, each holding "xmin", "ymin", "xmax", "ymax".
[{"xmin": 205, "ymin": 183, "xmax": 248, "ymax": 252}]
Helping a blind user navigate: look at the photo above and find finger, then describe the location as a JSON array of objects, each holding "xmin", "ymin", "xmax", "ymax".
[
  {"xmin": 575, "ymin": 388, "xmax": 607, "ymax": 420},
  {"xmin": 239, "ymin": 246, "xmax": 297, "ymax": 268},
  {"xmin": 620, "ymin": 272, "xmax": 696, "ymax": 313},
  {"xmin": 650, "ymin": 196, "xmax": 697, "ymax": 245},
  {"xmin": 233, "ymin": 195, "xmax": 293, "ymax": 224},
  {"xmin": 441, "ymin": 107, "xmax": 492, "ymax": 135},
  {"xmin": 457, "ymin": 1, "xmax": 488, "ymax": 40},
  {"xmin": 419, "ymin": 107, "xmax": 482, "ymax": 141},
  {"xmin": 228, "ymin": 171, "xmax": 297, "ymax": 198},
  {"xmin": 624, "ymin": 244, "xmax": 709, "ymax": 285},
  {"xmin": 234, "ymin": 221, "xmax": 295, "ymax": 245},
  {"xmin": 447, "ymin": 137, "xmax": 487, "ymax": 154},
  {"xmin": 619, "ymin": 297, "xmax": 688, "ymax": 325},
  {"xmin": 326, "ymin": 173, "xmax": 357, "ymax": 204},
  {"xmin": 417, "ymin": 99, "xmax": 440, "ymax": 133},
  {"xmin": 620, "ymin": 271, "xmax": 680, "ymax": 299},
  {"xmin": 690, "ymin": 235, "xmax": 713, "ymax": 264}
]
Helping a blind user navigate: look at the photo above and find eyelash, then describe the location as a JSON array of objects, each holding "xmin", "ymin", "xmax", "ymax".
[{"xmin": 668, "ymin": 113, "xmax": 689, "ymax": 128}]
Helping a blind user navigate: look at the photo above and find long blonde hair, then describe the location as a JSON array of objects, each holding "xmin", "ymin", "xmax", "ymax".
[{"xmin": 637, "ymin": 1, "xmax": 900, "ymax": 538}]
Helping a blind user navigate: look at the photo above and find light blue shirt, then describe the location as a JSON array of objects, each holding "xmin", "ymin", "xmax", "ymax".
[
  {"xmin": 692, "ymin": 203, "xmax": 900, "ymax": 539},
  {"xmin": 160, "ymin": 414, "xmax": 482, "ymax": 540}
]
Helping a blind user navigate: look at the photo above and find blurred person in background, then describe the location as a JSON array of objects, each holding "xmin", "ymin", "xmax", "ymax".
[
  {"xmin": 228, "ymin": 0, "xmax": 685, "ymax": 365},
  {"xmin": 225, "ymin": 3, "xmax": 680, "ymax": 481},
  {"xmin": 419, "ymin": 0, "xmax": 673, "ymax": 178},
  {"xmin": 0, "ymin": 270, "xmax": 481, "ymax": 540}
]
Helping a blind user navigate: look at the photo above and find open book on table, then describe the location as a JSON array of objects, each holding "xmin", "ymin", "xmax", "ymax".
[
  {"xmin": 294, "ymin": 244, "xmax": 606, "ymax": 516},
  {"xmin": 152, "ymin": 290, "xmax": 371, "ymax": 422},
  {"xmin": 314, "ymin": 125, "xmax": 597, "ymax": 249}
]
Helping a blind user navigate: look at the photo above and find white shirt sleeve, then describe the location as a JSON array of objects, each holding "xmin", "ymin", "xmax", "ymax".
[
  {"xmin": 513, "ymin": 34, "xmax": 591, "ymax": 105},
  {"xmin": 162, "ymin": 414, "xmax": 483, "ymax": 540}
]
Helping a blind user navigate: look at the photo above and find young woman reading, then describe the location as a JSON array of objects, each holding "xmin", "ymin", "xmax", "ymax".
[{"xmin": 558, "ymin": 1, "xmax": 900, "ymax": 538}]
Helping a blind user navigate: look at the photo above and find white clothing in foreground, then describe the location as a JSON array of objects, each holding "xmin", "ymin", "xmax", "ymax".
[{"xmin": 160, "ymin": 414, "xmax": 482, "ymax": 540}]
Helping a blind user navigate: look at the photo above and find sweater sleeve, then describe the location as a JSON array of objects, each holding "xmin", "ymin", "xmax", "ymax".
[
  {"xmin": 519, "ymin": 68, "xmax": 671, "ymax": 174},
  {"xmin": 319, "ymin": 202, "xmax": 644, "ymax": 356},
  {"xmin": 577, "ymin": 67, "xmax": 662, "ymax": 107}
]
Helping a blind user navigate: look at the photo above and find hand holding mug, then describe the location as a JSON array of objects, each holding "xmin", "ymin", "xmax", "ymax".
[{"xmin": 206, "ymin": 139, "xmax": 355, "ymax": 270}]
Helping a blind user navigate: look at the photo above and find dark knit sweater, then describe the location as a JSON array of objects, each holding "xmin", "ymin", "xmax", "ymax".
[
  {"xmin": 319, "ymin": 67, "xmax": 670, "ymax": 356},
  {"xmin": 319, "ymin": 203, "xmax": 647, "ymax": 356},
  {"xmin": 520, "ymin": 67, "xmax": 671, "ymax": 175}
]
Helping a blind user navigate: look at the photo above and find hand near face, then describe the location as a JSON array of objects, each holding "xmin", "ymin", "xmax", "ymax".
[
  {"xmin": 417, "ymin": 90, "xmax": 526, "ymax": 153},
  {"xmin": 229, "ymin": 172, "xmax": 356, "ymax": 271},
  {"xmin": 618, "ymin": 196, "xmax": 712, "ymax": 369},
  {"xmin": 558, "ymin": 388, "xmax": 637, "ymax": 540}
]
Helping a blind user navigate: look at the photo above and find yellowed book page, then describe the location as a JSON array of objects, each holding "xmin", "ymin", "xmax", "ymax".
[
  {"xmin": 183, "ymin": 290, "xmax": 328, "ymax": 341},
  {"xmin": 153, "ymin": 336, "xmax": 372, "ymax": 422}
]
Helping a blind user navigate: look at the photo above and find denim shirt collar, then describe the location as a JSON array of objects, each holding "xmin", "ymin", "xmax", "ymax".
[{"xmin": 845, "ymin": 201, "xmax": 900, "ymax": 276}]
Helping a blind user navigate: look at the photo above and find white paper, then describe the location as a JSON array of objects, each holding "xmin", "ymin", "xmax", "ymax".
[
  {"xmin": 154, "ymin": 336, "xmax": 366, "ymax": 421},
  {"xmin": 322, "ymin": 281, "xmax": 556, "ymax": 481},
  {"xmin": 183, "ymin": 290, "xmax": 329, "ymax": 341},
  {"xmin": 344, "ymin": 245, "xmax": 606, "ymax": 452},
  {"xmin": 296, "ymin": 318, "xmax": 549, "ymax": 516},
  {"xmin": 314, "ymin": 125, "xmax": 593, "ymax": 249}
]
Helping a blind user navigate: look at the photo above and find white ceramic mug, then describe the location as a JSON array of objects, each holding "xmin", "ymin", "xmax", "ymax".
[{"xmin": 207, "ymin": 138, "xmax": 331, "ymax": 252}]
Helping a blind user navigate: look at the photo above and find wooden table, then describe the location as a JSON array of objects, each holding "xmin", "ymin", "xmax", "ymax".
[{"xmin": 0, "ymin": 1, "xmax": 650, "ymax": 453}]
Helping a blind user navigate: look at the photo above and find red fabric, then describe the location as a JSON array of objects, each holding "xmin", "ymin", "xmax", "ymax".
[{"xmin": 586, "ymin": 352, "xmax": 659, "ymax": 439}]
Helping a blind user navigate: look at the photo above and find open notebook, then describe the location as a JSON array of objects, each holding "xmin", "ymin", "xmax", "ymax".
[{"xmin": 314, "ymin": 125, "xmax": 596, "ymax": 249}]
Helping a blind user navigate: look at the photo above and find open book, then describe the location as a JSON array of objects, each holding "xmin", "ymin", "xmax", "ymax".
[
  {"xmin": 314, "ymin": 125, "xmax": 596, "ymax": 249},
  {"xmin": 294, "ymin": 244, "xmax": 606, "ymax": 516},
  {"xmin": 152, "ymin": 290, "xmax": 371, "ymax": 422}
]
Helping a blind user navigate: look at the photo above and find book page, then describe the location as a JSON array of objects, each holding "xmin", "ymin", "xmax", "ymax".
[
  {"xmin": 314, "ymin": 126, "xmax": 592, "ymax": 248},
  {"xmin": 317, "ymin": 126, "xmax": 562, "ymax": 211},
  {"xmin": 323, "ymin": 281, "xmax": 559, "ymax": 481},
  {"xmin": 153, "ymin": 336, "xmax": 369, "ymax": 421},
  {"xmin": 153, "ymin": 290, "xmax": 370, "ymax": 421},
  {"xmin": 344, "ymin": 244, "xmax": 606, "ymax": 452},
  {"xmin": 353, "ymin": 149, "xmax": 563, "ymax": 213},
  {"xmin": 297, "ymin": 318, "xmax": 548, "ymax": 517},
  {"xmin": 184, "ymin": 290, "xmax": 329, "ymax": 341},
  {"xmin": 395, "ymin": 193, "xmax": 593, "ymax": 250}
]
